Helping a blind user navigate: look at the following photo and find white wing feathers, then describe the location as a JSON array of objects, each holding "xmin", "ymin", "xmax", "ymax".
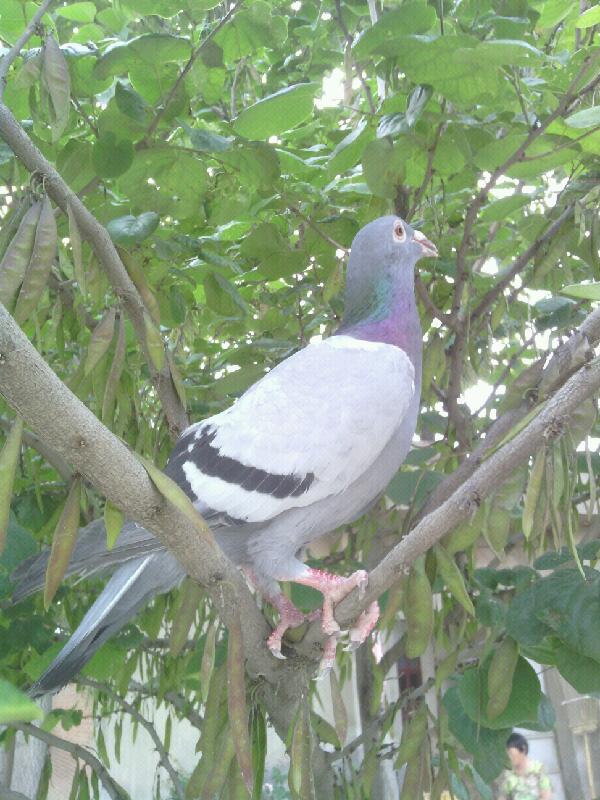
[{"xmin": 167, "ymin": 336, "xmax": 415, "ymax": 525}]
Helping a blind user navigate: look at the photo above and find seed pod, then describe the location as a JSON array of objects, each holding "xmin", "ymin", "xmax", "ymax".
[
  {"xmin": 395, "ymin": 702, "xmax": 428, "ymax": 768},
  {"xmin": 44, "ymin": 477, "xmax": 82, "ymax": 608},
  {"xmin": 399, "ymin": 751, "xmax": 424, "ymax": 800},
  {"xmin": 85, "ymin": 308, "xmax": 116, "ymax": 376},
  {"xmin": 200, "ymin": 621, "xmax": 217, "ymax": 703},
  {"xmin": 487, "ymin": 638, "xmax": 519, "ymax": 720},
  {"xmin": 104, "ymin": 499, "xmax": 123, "ymax": 550},
  {"xmin": 289, "ymin": 700, "xmax": 315, "ymax": 800},
  {"xmin": 404, "ymin": 564, "xmax": 433, "ymax": 658},
  {"xmin": 14, "ymin": 195, "xmax": 58, "ymax": 324},
  {"xmin": 102, "ymin": 313, "xmax": 126, "ymax": 423},
  {"xmin": 67, "ymin": 202, "xmax": 85, "ymax": 293},
  {"xmin": 41, "ymin": 35, "xmax": 70, "ymax": 142},
  {"xmin": 523, "ymin": 449, "xmax": 545, "ymax": 540},
  {"xmin": 329, "ymin": 670, "xmax": 348, "ymax": 746},
  {"xmin": 143, "ymin": 308, "xmax": 165, "ymax": 371},
  {"xmin": 0, "ymin": 192, "xmax": 33, "ymax": 263},
  {"xmin": 169, "ymin": 578, "xmax": 204, "ymax": 656},
  {"xmin": 0, "ymin": 417, "xmax": 23, "ymax": 555},
  {"xmin": 198, "ymin": 725, "xmax": 235, "ymax": 800},
  {"xmin": 227, "ymin": 616, "xmax": 253, "ymax": 792},
  {"xmin": 443, "ymin": 504, "xmax": 484, "ymax": 554},
  {"xmin": 435, "ymin": 545, "xmax": 474, "ymax": 616},
  {"xmin": 119, "ymin": 248, "xmax": 161, "ymax": 324},
  {"xmin": 251, "ymin": 706, "xmax": 267, "ymax": 800},
  {"xmin": 0, "ymin": 200, "xmax": 42, "ymax": 309}
]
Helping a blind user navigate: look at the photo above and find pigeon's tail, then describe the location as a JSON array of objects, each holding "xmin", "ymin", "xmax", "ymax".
[
  {"xmin": 12, "ymin": 520, "xmax": 164, "ymax": 602},
  {"xmin": 29, "ymin": 551, "xmax": 186, "ymax": 698}
]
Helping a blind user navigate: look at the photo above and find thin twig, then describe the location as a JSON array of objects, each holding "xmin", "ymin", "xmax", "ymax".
[
  {"xmin": 12, "ymin": 722, "xmax": 127, "ymax": 800},
  {"xmin": 0, "ymin": 0, "xmax": 55, "ymax": 100},
  {"xmin": 415, "ymin": 274, "xmax": 453, "ymax": 328},
  {"xmin": 143, "ymin": 1, "xmax": 244, "ymax": 143},
  {"xmin": 80, "ymin": 678, "xmax": 184, "ymax": 800},
  {"xmin": 290, "ymin": 205, "xmax": 348, "ymax": 252},
  {"xmin": 333, "ymin": 0, "xmax": 376, "ymax": 114}
]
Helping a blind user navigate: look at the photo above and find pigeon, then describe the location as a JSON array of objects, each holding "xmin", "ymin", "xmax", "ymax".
[{"xmin": 17, "ymin": 215, "xmax": 436, "ymax": 695}]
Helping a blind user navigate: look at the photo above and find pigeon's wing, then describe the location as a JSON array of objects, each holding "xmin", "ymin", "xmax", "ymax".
[{"xmin": 164, "ymin": 335, "xmax": 415, "ymax": 525}]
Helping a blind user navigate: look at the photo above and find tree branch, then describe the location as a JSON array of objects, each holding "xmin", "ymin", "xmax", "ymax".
[
  {"xmin": 0, "ymin": 0, "xmax": 55, "ymax": 101},
  {"xmin": 299, "ymin": 350, "xmax": 600, "ymax": 645},
  {"xmin": 0, "ymin": 105, "xmax": 188, "ymax": 438},
  {"xmin": 11, "ymin": 722, "xmax": 126, "ymax": 800},
  {"xmin": 79, "ymin": 678, "xmax": 184, "ymax": 800}
]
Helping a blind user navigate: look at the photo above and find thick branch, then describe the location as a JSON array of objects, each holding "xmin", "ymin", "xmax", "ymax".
[
  {"xmin": 11, "ymin": 722, "xmax": 126, "ymax": 800},
  {"xmin": 0, "ymin": 105, "xmax": 188, "ymax": 437},
  {"xmin": 300, "ymin": 351, "xmax": 600, "ymax": 642},
  {"xmin": 0, "ymin": 302, "xmax": 275, "ymax": 680}
]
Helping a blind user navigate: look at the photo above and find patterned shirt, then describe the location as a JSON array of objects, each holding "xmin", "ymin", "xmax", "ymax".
[{"xmin": 498, "ymin": 760, "xmax": 551, "ymax": 800}]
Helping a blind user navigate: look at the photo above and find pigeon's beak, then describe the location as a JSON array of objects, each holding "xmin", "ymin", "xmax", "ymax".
[{"xmin": 413, "ymin": 230, "xmax": 438, "ymax": 258}]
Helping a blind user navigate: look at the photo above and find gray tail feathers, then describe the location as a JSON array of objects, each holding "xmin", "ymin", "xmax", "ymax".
[
  {"xmin": 12, "ymin": 519, "xmax": 165, "ymax": 602},
  {"xmin": 29, "ymin": 551, "xmax": 186, "ymax": 698}
]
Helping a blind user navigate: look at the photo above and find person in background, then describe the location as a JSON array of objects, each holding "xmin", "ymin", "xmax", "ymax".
[{"xmin": 497, "ymin": 733, "xmax": 552, "ymax": 800}]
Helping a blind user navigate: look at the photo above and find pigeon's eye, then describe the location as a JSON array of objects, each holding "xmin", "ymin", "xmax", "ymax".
[{"xmin": 393, "ymin": 221, "xmax": 406, "ymax": 242}]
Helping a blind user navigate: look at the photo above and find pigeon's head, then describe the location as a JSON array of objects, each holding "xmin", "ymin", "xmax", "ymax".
[
  {"xmin": 341, "ymin": 216, "xmax": 436, "ymax": 333},
  {"xmin": 350, "ymin": 215, "xmax": 438, "ymax": 271}
]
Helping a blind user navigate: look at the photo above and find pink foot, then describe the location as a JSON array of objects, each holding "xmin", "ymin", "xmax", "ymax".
[
  {"xmin": 346, "ymin": 601, "xmax": 380, "ymax": 651},
  {"xmin": 265, "ymin": 593, "xmax": 308, "ymax": 659},
  {"xmin": 317, "ymin": 634, "xmax": 338, "ymax": 678},
  {"xmin": 294, "ymin": 568, "xmax": 368, "ymax": 637}
]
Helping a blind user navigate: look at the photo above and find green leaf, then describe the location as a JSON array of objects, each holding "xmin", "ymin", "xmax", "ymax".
[
  {"xmin": 93, "ymin": 34, "xmax": 192, "ymax": 80},
  {"xmin": 203, "ymin": 272, "xmax": 248, "ymax": 316},
  {"xmin": 565, "ymin": 106, "xmax": 600, "ymax": 129},
  {"xmin": 233, "ymin": 83, "xmax": 318, "ymax": 139},
  {"xmin": 55, "ymin": 2, "xmax": 97, "ymax": 23},
  {"xmin": 107, "ymin": 212, "xmax": 159, "ymax": 245},
  {"xmin": 114, "ymin": 80, "xmax": 151, "ymax": 125},
  {"xmin": 443, "ymin": 687, "xmax": 510, "ymax": 783},
  {"xmin": 561, "ymin": 281, "xmax": 600, "ymax": 300},
  {"xmin": 458, "ymin": 656, "xmax": 541, "ymax": 730},
  {"xmin": 240, "ymin": 222, "xmax": 301, "ymax": 279},
  {"xmin": 576, "ymin": 5, "xmax": 600, "ymax": 27},
  {"xmin": 0, "ymin": 680, "xmax": 43, "ymax": 723},
  {"xmin": 353, "ymin": 2, "xmax": 437, "ymax": 58},
  {"xmin": 93, "ymin": 132, "xmax": 135, "ymax": 179}
]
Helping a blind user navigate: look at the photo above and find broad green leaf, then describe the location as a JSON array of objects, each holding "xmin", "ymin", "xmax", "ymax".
[
  {"xmin": 576, "ymin": 5, "xmax": 600, "ymax": 27},
  {"xmin": 44, "ymin": 477, "xmax": 82, "ymax": 608},
  {"xmin": 93, "ymin": 34, "xmax": 192, "ymax": 80},
  {"xmin": 233, "ymin": 83, "xmax": 318, "ymax": 139},
  {"xmin": 114, "ymin": 80, "xmax": 151, "ymax": 125},
  {"xmin": 104, "ymin": 500, "xmax": 124, "ymax": 550},
  {"xmin": 0, "ymin": 680, "xmax": 43, "ymax": 723},
  {"xmin": 93, "ymin": 132, "xmax": 135, "ymax": 179},
  {"xmin": 353, "ymin": 2, "xmax": 437, "ymax": 58},
  {"xmin": 565, "ymin": 106, "xmax": 600, "ymax": 129},
  {"xmin": 561, "ymin": 281, "xmax": 600, "ymax": 300},
  {"xmin": 55, "ymin": 2, "xmax": 96, "ymax": 22},
  {"xmin": 107, "ymin": 212, "xmax": 159, "ymax": 245},
  {"xmin": 458, "ymin": 656, "xmax": 541, "ymax": 730},
  {"xmin": 0, "ymin": 417, "xmax": 23, "ymax": 554},
  {"xmin": 203, "ymin": 272, "xmax": 248, "ymax": 316}
]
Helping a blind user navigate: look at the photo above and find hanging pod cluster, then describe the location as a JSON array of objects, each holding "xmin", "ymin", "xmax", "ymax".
[{"xmin": 0, "ymin": 194, "xmax": 57, "ymax": 325}]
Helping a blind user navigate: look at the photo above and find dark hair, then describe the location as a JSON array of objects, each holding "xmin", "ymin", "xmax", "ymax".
[{"xmin": 507, "ymin": 733, "xmax": 528, "ymax": 754}]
